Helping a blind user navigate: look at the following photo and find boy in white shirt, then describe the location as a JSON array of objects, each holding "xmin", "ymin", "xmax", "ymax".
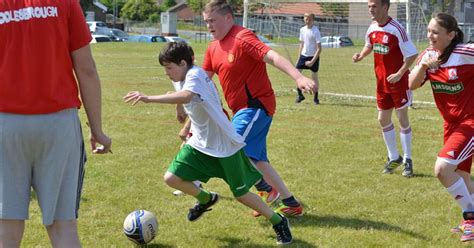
[
  {"xmin": 295, "ymin": 13, "xmax": 322, "ymax": 104},
  {"xmin": 123, "ymin": 41, "xmax": 292, "ymax": 245}
]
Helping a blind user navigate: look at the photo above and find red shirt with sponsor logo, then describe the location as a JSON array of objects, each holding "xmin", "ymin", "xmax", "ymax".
[
  {"xmin": 365, "ymin": 18, "xmax": 417, "ymax": 93},
  {"xmin": 417, "ymin": 44, "xmax": 474, "ymax": 123},
  {"xmin": 202, "ymin": 25, "xmax": 276, "ymax": 116},
  {"xmin": 0, "ymin": 0, "xmax": 92, "ymax": 114}
]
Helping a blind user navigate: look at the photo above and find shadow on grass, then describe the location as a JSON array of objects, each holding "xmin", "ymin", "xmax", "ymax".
[
  {"xmin": 321, "ymin": 101, "xmax": 374, "ymax": 109},
  {"xmin": 284, "ymin": 213, "xmax": 429, "ymax": 241},
  {"xmin": 139, "ymin": 244, "xmax": 175, "ymax": 248},
  {"xmin": 411, "ymin": 172, "xmax": 434, "ymax": 178},
  {"xmin": 215, "ymin": 236, "xmax": 317, "ymax": 248}
]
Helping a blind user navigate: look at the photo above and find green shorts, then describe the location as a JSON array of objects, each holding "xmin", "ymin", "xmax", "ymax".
[{"xmin": 168, "ymin": 145, "xmax": 262, "ymax": 197}]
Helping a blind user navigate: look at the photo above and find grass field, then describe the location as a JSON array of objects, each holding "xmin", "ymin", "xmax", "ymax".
[{"xmin": 19, "ymin": 42, "xmax": 470, "ymax": 247}]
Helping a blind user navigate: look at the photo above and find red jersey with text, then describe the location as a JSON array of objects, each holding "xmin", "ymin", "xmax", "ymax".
[
  {"xmin": 0, "ymin": 0, "xmax": 92, "ymax": 114},
  {"xmin": 365, "ymin": 18, "xmax": 417, "ymax": 93},
  {"xmin": 417, "ymin": 44, "xmax": 474, "ymax": 124},
  {"xmin": 202, "ymin": 25, "xmax": 276, "ymax": 116}
]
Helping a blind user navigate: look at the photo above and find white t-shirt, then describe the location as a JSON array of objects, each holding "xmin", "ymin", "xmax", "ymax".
[
  {"xmin": 172, "ymin": 66, "xmax": 245, "ymax": 157},
  {"xmin": 299, "ymin": 25, "xmax": 321, "ymax": 57}
]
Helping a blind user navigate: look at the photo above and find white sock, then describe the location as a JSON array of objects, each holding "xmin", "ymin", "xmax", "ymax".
[
  {"xmin": 382, "ymin": 123, "xmax": 399, "ymax": 160},
  {"xmin": 400, "ymin": 126, "xmax": 412, "ymax": 160},
  {"xmin": 447, "ymin": 178, "xmax": 474, "ymax": 211}
]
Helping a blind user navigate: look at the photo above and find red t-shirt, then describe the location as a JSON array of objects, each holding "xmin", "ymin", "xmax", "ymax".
[
  {"xmin": 202, "ymin": 25, "xmax": 276, "ymax": 116},
  {"xmin": 0, "ymin": 0, "xmax": 92, "ymax": 114},
  {"xmin": 417, "ymin": 44, "xmax": 474, "ymax": 124},
  {"xmin": 365, "ymin": 18, "xmax": 418, "ymax": 93}
]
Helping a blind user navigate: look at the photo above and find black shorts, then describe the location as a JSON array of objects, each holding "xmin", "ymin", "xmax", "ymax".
[{"xmin": 296, "ymin": 55, "xmax": 320, "ymax": 72}]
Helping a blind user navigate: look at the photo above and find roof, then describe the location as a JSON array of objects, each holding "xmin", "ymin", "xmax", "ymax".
[
  {"xmin": 93, "ymin": 0, "xmax": 108, "ymax": 12},
  {"xmin": 260, "ymin": 2, "xmax": 324, "ymax": 16},
  {"xmin": 167, "ymin": 1, "xmax": 187, "ymax": 12}
]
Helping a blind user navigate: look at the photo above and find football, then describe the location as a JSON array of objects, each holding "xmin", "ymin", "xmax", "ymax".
[{"xmin": 123, "ymin": 210, "xmax": 158, "ymax": 245}]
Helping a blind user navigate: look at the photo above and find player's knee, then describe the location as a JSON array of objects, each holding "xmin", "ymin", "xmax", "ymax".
[
  {"xmin": 234, "ymin": 192, "xmax": 251, "ymax": 203},
  {"xmin": 163, "ymin": 172, "xmax": 181, "ymax": 187},
  {"xmin": 46, "ymin": 220, "xmax": 80, "ymax": 247},
  {"xmin": 434, "ymin": 159, "xmax": 453, "ymax": 179},
  {"xmin": 0, "ymin": 220, "xmax": 24, "ymax": 247},
  {"xmin": 377, "ymin": 115, "xmax": 390, "ymax": 126}
]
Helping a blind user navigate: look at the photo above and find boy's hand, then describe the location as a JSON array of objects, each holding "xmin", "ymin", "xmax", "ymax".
[
  {"xmin": 123, "ymin": 91, "xmax": 148, "ymax": 105},
  {"xmin": 178, "ymin": 127, "xmax": 190, "ymax": 141}
]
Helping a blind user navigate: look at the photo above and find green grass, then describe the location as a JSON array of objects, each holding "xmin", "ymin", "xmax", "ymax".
[{"xmin": 20, "ymin": 42, "xmax": 467, "ymax": 247}]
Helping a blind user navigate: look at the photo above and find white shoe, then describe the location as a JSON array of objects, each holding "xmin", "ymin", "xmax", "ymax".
[{"xmin": 172, "ymin": 190, "xmax": 185, "ymax": 196}]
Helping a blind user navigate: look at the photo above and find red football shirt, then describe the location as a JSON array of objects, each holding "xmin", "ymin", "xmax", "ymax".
[
  {"xmin": 202, "ymin": 25, "xmax": 276, "ymax": 116},
  {"xmin": 365, "ymin": 18, "xmax": 417, "ymax": 93},
  {"xmin": 417, "ymin": 44, "xmax": 474, "ymax": 123},
  {"xmin": 0, "ymin": 0, "xmax": 92, "ymax": 114}
]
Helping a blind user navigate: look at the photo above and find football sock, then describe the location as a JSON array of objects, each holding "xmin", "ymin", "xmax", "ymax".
[
  {"xmin": 400, "ymin": 126, "xmax": 412, "ymax": 160},
  {"xmin": 196, "ymin": 189, "xmax": 211, "ymax": 205},
  {"xmin": 255, "ymin": 179, "xmax": 272, "ymax": 192},
  {"xmin": 282, "ymin": 196, "xmax": 299, "ymax": 207},
  {"xmin": 382, "ymin": 123, "xmax": 400, "ymax": 161},
  {"xmin": 270, "ymin": 212, "xmax": 283, "ymax": 225},
  {"xmin": 447, "ymin": 178, "xmax": 474, "ymax": 211},
  {"xmin": 296, "ymin": 88, "xmax": 304, "ymax": 97},
  {"xmin": 313, "ymin": 92, "xmax": 319, "ymax": 101}
]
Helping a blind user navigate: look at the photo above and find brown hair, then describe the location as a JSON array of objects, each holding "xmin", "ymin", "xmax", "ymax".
[
  {"xmin": 203, "ymin": 0, "xmax": 234, "ymax": 18},
  {"xmin": 158, "ymin": 41, "xmax": 194, "ymax": 68},
  {"xmin": 432, "ymin": 13, "xmax": 464, "ymax": 64}
]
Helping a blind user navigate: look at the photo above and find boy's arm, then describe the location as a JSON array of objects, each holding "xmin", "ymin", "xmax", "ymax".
[
  {"xmin": 263, "ymin": 50, "xmax": 317, "ymax": 93},
  {"xmin": 178, "ymin": 119, "xmax": 192, "ymax": 141},
  {"xmin": 176, "ymin": 104, "xmax": 187, "ymax": 123},
  {"xmin": 123, "ymin": 90, "xmax": 194, "ymax": 105},
  {"xmin": 307, "ymin": 43, "xmax": 322, "ymax": 65}
]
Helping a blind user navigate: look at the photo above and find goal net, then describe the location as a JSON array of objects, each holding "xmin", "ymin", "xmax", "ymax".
[{"xmin": 242, "ymin": 0, "xmax": 436, "ymax": 107}]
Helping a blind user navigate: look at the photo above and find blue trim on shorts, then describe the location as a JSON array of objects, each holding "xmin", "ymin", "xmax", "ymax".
[{"xmin": 231, "ymin": 108, "xmax": 272, "ymax": 162}]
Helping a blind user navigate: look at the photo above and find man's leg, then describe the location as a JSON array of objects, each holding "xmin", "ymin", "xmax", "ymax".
[
  {"xmin": 396, "ymin": 107, "xmax": 414, "ymax": 177},
  {"xmin": 396, "ymin": 107, "xmax": 412, "ymax": 159},
  {"xmin": 255, "ymin": 161, "xmax": 303, "ymax": 216},
  {"xmin": 255, "ymin": 161, "xmax": 291, "ymax": 199},
  {"xmin": 0, "ymin": 220, "xmax": 24, "ymax": 247},
  {"xmin": 311, "ymin": 71, "xmax": 319, "ymax": 104},
  {"xmin": 46, "ymin": 220, "xmax": 80, "ymax": 248},
  {"xmin": 379, "ymin": 109, "xmax": 403, "ymax": 173}
]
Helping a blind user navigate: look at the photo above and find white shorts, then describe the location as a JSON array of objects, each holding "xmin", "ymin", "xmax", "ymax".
[{"xmin": 0, "ymin": 108, "xmax": 86, "ymax": 225}]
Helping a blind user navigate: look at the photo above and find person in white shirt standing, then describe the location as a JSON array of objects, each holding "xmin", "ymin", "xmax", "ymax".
[{"xmin": 295, "ymin": 13, "xmax": 322, "ymax": 104}]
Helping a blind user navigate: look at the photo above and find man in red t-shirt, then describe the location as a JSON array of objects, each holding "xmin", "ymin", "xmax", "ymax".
[
  {"xmin": 201, "ymin": 0, "xmax": 315, "ymax": 218},
  {"xmin": 0, "ymin": 1, "xmax": 111, "ymax": 246},
  {"xmin": 352, "ymin": 0, "xmax": 417, "ymax": 177}
]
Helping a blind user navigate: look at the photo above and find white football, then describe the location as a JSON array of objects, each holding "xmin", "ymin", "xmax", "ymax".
[{"xmin": 123, "ymin": 210, "xmax": 158, "ymax": 245}]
